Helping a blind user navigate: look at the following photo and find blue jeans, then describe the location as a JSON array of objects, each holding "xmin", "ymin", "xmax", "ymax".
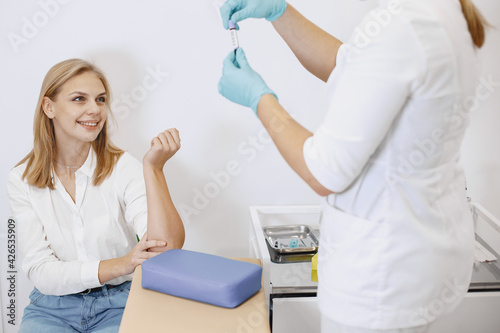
[{"xmin": 19, "ymin": 281, "xmax": 132, "ymax": 333}]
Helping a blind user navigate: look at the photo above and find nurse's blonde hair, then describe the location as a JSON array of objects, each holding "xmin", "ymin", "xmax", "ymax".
[
  {"xmin": 16, "ymin": 58, "xmax": 124, "ymax": 190},
  {"xmin": 459, "ymin": 0, "xmax": 489, "ymax": 48}
]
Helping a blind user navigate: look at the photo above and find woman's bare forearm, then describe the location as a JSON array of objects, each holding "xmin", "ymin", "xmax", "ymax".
[
  {"xmin": 144, "ymin": 165, "xmax": 185, "ymax": 252},
  {"xmin": 257, "ymin": 94, "xmax": 333, "ymax": 196},
  {"xmin": 272, "ymin": 4, "xmax": 342, "ymax": 82}
]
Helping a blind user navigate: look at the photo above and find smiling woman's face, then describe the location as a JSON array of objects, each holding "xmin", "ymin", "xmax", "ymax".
[{"xmin": 42, "ymin": 71, "xmax": 108, "ymax": 148}]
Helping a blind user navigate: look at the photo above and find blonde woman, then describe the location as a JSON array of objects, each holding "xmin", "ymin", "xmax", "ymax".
[
  {"xmin": 218, "ymin": 0, "xmax": 488, "ymax": 332},
  {"xmin": 7, "ymin": 58, "xmax": 184, "ymax": 332}
]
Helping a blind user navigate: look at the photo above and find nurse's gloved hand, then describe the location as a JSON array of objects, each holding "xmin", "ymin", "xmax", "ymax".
[
  {"xmin": 218, "ymin": 48, "xmax": 277, "ymax": 115},
  {"xmin": 220, "ymin": 0, "xmax": 287, "ymax": 29}
]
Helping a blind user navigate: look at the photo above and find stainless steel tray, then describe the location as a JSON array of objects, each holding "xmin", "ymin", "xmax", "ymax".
[{"xmin": 263, "ymin": 225, "xmax": 319, "ymax": 254}]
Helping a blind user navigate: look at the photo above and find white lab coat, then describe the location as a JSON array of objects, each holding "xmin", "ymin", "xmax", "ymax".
[{"xmin": 303, "ymin": 0, "xmax": 478, "ymax": 329}]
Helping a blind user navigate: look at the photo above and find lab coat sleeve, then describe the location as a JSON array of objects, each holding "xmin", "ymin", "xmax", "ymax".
[
  {"xmin": 303, "ymin": 15, "xmax": 424, "ymax": 193},
  {"xmin": 6, "ymin": 169, "xmax": 101, "ymax": 295},
  {"xmin": 115, "ymin": 152, "xmax": 148, "ymax": 239}
]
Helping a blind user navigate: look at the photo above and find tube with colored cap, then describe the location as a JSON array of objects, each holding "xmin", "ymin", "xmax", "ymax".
[{"xmin": 228, "ymin": 20, "xmax": 239, "ymax": 52}]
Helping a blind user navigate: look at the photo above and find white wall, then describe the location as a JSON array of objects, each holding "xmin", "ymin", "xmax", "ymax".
[{"xmin": 0, "ymin": 1, "xmax": 498, "ymax": 332}]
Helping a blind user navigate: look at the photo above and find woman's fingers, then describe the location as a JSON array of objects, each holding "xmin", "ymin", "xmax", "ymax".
[
  {"xmin": 148, "ymin": 240, "xmax": 167, "ymax": 249},
  {"xmin": 166, "ymin": 128, "xmax": 181, "ymax": 148},
  {"xmin": 150, "ymin": 136, "xmax": 161, "ymax": 148},
  {"xmin": 157, "ymin": 128, "xmax": 181, "ymax": 152},
  {"xmin": 142, "ymin": 240, "xmax": 166, "ymax": 250},
  {"xmin": 132, "ymin": 251, "xmax": 162, "ymax": 266}
]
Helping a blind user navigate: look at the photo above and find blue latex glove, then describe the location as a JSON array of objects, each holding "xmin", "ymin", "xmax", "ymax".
[
  {"xmin": 220, "ymin": 0, "xmax": 287, "ymax": 29},
  {"xmin": 218, "ymin": 48, "xmax": 277, "ymax": 114}
]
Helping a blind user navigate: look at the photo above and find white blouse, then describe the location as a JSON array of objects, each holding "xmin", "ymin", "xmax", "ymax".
[
  {"xmin": 303, "ymin": 0, "xmax": 478, "ymax": 329},
  {"xmin": 7, "ymin": 150, "xmax": 148, "ymax": 295}
]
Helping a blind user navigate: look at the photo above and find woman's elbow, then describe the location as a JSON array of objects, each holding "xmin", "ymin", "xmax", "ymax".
[
  {"xmin": 305, "ymin": 174, "xmax": 334, "ymax": 197},
  {"xmin": 311, "ymin": 184, "xmax": 334, "ymax": 197},
  {"xmin": 170, "ymin": 228, "xmax": 185, "ymax": 249},
  {"xmin": 175, "ymin": 233, "xmax": 185, "ymax": 249}
]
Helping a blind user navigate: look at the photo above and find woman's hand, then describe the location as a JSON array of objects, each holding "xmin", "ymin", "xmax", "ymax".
[
  {"xmin": 119, "ymin": 233, "xmax": 167, "ymax": 276},
  {"xmin": 98, "ymin": 233, "xmax": 167, "ymax": 284},
  {"xmin": 143, "ymin": 128, "xmax": 181, "ymax": 170}
]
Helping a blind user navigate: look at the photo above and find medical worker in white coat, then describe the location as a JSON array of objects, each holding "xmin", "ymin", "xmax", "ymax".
[{"xmin": 218, "ymin": 0, "xmax": 488, "ymax": 332}]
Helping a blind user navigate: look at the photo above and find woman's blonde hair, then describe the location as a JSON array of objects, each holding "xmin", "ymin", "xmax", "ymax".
[
  {"xmin": 17, "ymin": 58, "xmax": 124, "ymax": 189},
  {"xmin": 459, "ymin": 0, "xmax": 489, "ymax": 48}
]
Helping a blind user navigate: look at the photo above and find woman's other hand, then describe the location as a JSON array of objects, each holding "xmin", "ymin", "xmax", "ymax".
[
  {"xmin": 98, "ymin": 233, "xmax": 166, "ymax": 283},
  {"xmin": 143, "ymin": 128, "xmax": 181, "ymax": 170},
  {"xmin": 119, "ymin": 232, "xmax": 166, "ymax": 276}
]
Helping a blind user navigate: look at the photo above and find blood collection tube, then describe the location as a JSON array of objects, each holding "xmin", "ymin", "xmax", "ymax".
[{"xmin": 228, "ymin": 20, "xmax": 239, "ymax": 52}]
